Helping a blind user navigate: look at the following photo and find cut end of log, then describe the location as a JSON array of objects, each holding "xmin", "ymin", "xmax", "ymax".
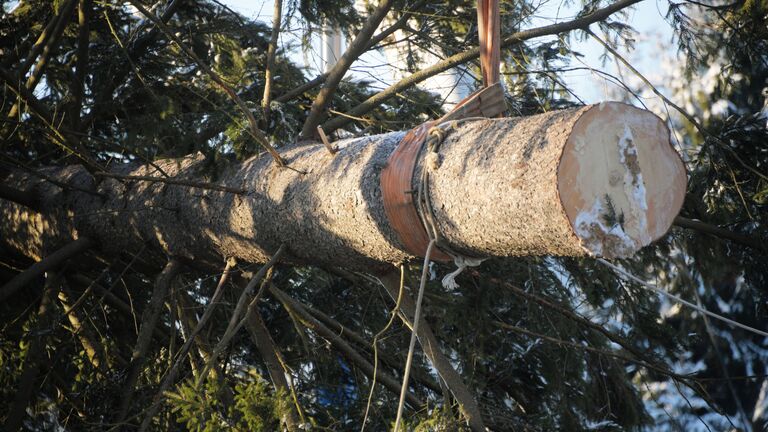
[{"xmin": 558, "ymin": 102, "xmax": 687, "ymax": 258}]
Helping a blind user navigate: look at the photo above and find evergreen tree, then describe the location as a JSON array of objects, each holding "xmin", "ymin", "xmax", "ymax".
[{"xmin": 0, "ymin": 0, "xmax": 766, "ymax": 431}]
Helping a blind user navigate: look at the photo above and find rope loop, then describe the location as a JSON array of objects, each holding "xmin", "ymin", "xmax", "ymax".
[{"xmin": 415, "ymin": 119, "xmax": 487, "ymax": 289}]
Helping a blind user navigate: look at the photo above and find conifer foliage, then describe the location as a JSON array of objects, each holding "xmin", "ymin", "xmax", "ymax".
[{"xmin": 0, "ymin": 0, "xmax": 766, "ymax": 430}]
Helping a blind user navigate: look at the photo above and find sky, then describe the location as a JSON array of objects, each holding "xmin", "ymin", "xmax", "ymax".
[
  {"xmin": 0, "ymin": 0, "xmax": 678, "ymax": 104},
  {"xmin": 220, "ymin": 0, "xmax": 677, "ymax": 104}
]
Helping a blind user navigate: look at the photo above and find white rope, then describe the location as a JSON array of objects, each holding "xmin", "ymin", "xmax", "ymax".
[
  {"xmin": 393, "ymin": 240, "xmax": 435, "ymax": 431},
  {"xmin": 442, "ymin": 255, "xmax": 486, "ymax": 290},
  {"xmin": 597, "ymin": 258, "xmax": 768, "ymax": 338},
  {"xmin": 420, "ymin": 121, "xmax": 488, "ymax": 291}
]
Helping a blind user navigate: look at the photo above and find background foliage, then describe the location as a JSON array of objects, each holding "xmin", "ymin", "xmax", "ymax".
[{"xmin": 1, "ymin": 0, "xmax": 767, "ymax": 430}]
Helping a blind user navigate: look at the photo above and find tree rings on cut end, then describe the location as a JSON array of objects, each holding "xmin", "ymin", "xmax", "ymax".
[{"xmin": 558, "ymin": 102, "xmax": 687, "ymax": 258}]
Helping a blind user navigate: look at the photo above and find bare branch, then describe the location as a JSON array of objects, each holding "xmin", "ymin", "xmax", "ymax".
[
  {"xmin": 116, "ymin": 258, "xmax": 184, "ymax": 425},
  {"xmin": 261, "ymin": 0, "xmax": 283, "ymax": 126},
  {"xmin": 299, "ymin": 0, "xmax": 395, "ymax": 139},
  {"xmin": 0, "ymin": 238, "xmax": 93, "ymax": 302},
  {"xmin": 196, "ymin": 245, "xmax": 287, "ymax": 386},
  {"xmin": 321, "ymin": 0, "xmax": 643, "ymax": 133}
]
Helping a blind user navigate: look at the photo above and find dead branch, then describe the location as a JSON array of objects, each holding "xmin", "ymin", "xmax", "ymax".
[
  {"xmin": 321, "ymin": 0, "xmax": 643, "ymax": 133},
  {"xmin": 378, "ymin": 270, "xmax": 486, "ymax": 431},
  {"xmin": 270, "ymin": 285, "xmax": 424, "ymax": 408},
  {"xmin": 0, "ymin": 238, "xmax": 93, "ymax": 301},
  {"xmin": 116, "ymin": 258, "xmax": 183, "ymax": 425},
  {"xmin": 299, "ymin": 0, "xmax": 395, "ymax": 139},
  {"xmin": 261, "ymin": 0, "xmax": 283, "ymax": 126}
]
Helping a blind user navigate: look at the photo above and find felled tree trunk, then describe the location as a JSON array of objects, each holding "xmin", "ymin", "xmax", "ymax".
[{"xmin": 0, "ymin": 102, "xmax": 685, "ymax": 271}]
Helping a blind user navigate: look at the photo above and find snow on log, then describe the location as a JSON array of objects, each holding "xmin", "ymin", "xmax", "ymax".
[{"xmin": 0, "ymin": 102, "xmax": 685, "ymax": 271}]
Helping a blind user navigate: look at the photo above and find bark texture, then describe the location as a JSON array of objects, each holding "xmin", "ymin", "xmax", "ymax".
[{"xmin": 0, "ymin": 103, "xmax": 684, "ymax": 271}]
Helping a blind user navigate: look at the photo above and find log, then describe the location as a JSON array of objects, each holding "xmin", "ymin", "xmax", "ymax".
[
  {"xmin": 0, "ymin": 102, "xmax": 685, "ymax": 271},
  {"xmin": 431, "ymin": 101, "xmax": 686, "ymax": 258}
]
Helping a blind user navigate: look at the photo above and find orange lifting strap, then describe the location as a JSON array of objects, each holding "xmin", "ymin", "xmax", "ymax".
[{"xmin": 380, "ymin": 0, "xmax": 504, "ymax": 261}]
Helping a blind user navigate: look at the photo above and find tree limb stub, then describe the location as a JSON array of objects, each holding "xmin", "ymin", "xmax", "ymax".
[{"xmin": 0, "ymin": 103, "xmax": 685, "ymax": 272}]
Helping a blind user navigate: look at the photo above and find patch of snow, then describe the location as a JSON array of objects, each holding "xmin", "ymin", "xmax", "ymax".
[
  {"xmin": 574, "ymin": 198, "xmax": 637, "ymax": 257},
  {"xmin": 618, "ymin": 125, "xmax": 650, "ymax": 244}
]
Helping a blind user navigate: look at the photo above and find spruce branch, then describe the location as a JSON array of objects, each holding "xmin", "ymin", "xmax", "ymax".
[{"xmin": 126, "ymin": 0, "xmax": 287, "ymax": 167}]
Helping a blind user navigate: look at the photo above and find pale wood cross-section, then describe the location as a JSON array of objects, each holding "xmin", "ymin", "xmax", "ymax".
[{"xmin": 558, "ymin": 102, "xmax": 686, "ymax": 258}]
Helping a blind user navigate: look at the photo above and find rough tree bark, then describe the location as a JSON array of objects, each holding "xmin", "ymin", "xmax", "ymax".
[{"xmin": 0, "ymin": 103, "xmax": 685, "ymax": 272}]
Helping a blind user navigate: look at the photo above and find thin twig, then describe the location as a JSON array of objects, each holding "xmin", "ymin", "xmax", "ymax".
[
  {"xmin": 195, "ymin": 245, "xmax": 287, "ymax": 387},
  {"xmin": 138, "ymin": 258, "xmax": 237, "ymax": 432}
]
